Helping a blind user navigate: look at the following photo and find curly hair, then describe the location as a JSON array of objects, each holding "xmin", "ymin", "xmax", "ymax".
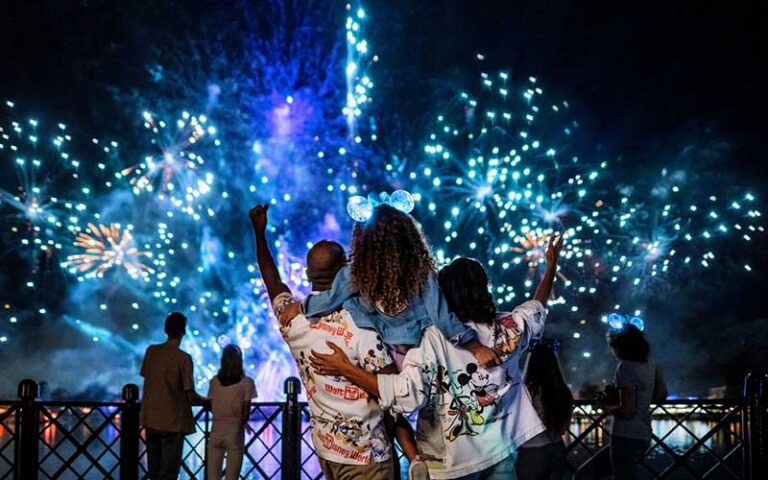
[
  {"xmin": 437, "ymin": 257, "xmax": 497, "ymax": 324},
  {"xmin": 350, "ymin": 205, "xmax": 436, "ymax": 315}
]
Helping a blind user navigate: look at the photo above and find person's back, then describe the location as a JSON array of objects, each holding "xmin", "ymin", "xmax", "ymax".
[
  {"xmin": 275, "ymin": 292, "xmax": 394, "ymax": 466},
  {"xmin": 606, "ymin": 323, "xmax": 667, "ymax": 480},
  {"xmin": 517, "ymin": 342, "xmax": 574, "ymax": 480},
  {"xmin": 612, "ymin": 360, "xmax": 655, "ymax": 440},
  {"xmin": 141, "ymin": 343, "xmax": 195, "ymax": 433},
  {"xmin": 140, "ymin": 311, "xmax": 200, "ymax": 480},
  {"xmin": 209, "ymin": 375, "xmax": 256, "ymax": 434},
  {"xmin": 377, "ymin": 302, "xmax": 548, "ymax": 478},
  {"xmin": 207, "ymin": 344, "xmax": 256, "ymax": 480}
]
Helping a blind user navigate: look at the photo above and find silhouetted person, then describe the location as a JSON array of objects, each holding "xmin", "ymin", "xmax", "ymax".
[
  {"xmin": 517, "ymin": 341, "xmax": 574, "ymax": 480},
  {"xmin": 207, "ymin": 344, "xmax": 256, "ymax": 480},
  {"xmin": 605, "ymin": 325, "xmax": 668, "ymax": 480},
  {"xmin": 140, "ymin": 312, "xmax": 204, "ymax": 480}
]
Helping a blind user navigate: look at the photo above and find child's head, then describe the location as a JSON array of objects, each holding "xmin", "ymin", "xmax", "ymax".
[
  {"xmin": 306, "ymin": 240, "xmax": 347, "ymax": 291},
  {"xmin": 350, "ymin": 204, "xmax": 435, "ymax": 315},
  {"xmin": 607, "ymin": 324, "xmax": 650, "ymax": 362},
  {"xmin": 164, "ymin": 312, "xmax": 187, "ymax": 339},
  {"xmin": 218, "ymin": 344, "xmax": 244, "ymax": 383},
  {"xmin": 437, "ymin": 257, "xmax": 496, "ymax": 324},
  {"xmin": 525, "ymin": 341, "xmax": 574, "ymax": 434}
]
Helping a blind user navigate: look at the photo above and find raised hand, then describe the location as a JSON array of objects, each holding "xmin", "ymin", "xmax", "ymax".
[
  {"xmin": 546, "ymin": 234, "xmax": 563, "ymax": 266},
  {"xmin": 249, "ymin": 204, "xmax": 269, "ymax": 235}
]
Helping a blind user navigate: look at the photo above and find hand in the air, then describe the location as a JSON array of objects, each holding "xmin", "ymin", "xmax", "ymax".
[
  {"xmin": 249, "ymin": 204, "xmax": 269, "ymax": 235},
  {"xmin": 546, "ymin": 234, "xmax": 563, "ymax": 266},
  {"xmin": 309, "ymin": 341, "xmax": 352, "ymax": 376},
  {"xmin": 278, "ymin": 301, "xmax": 301, "ymax": 327}
]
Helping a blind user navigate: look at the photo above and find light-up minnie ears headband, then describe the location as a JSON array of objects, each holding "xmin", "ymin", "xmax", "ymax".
[
  {"xmin": 347, "ymin": 190, "xmax": 415, "ymax": 222},
  {"xmin": 607, "ymin": 313, "xmax": 645, "ymax": 332}
]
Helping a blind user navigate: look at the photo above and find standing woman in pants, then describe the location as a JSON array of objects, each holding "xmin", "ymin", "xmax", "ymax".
[{"xmin": 207, "ymin": 344, "xmax": 257, "ymax": 480}]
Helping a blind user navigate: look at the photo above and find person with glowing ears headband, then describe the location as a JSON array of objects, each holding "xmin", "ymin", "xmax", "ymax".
[
  {"xmin": 603, "ymin": 316, "xmax": 668, "ymax": 480},
  {"xmin": 279, "ymin": 190, "xmax": 502, "ymax": 370}
]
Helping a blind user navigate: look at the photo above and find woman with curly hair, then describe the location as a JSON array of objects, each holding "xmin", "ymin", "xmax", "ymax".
[{"xmin": 282, "ymin": 204, "xmax": 500, "ymax": 368}]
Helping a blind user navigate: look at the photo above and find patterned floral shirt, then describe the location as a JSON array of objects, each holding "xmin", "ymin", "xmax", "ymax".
[{"xmin": 273, "ymin": 292, "xmax": 393, "ymax": 465}]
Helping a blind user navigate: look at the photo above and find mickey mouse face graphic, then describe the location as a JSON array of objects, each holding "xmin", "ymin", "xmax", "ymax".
[{"xmin": 458, "ymin": 363, "xmax": 499, "ymax": 410}]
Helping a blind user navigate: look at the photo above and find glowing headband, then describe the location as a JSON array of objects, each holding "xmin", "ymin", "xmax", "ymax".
[
  {"xmin": 347, "ymin": 190, "xmax": 415, "ymax": 222},
  {"xmin": 607, "ymin": 313, "xmax": 645, "ymax": 332}
]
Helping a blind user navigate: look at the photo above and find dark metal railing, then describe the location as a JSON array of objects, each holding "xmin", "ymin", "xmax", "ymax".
[{"xmin": 1, "ymin": 374, "xmax": 765, "ymax": 480}]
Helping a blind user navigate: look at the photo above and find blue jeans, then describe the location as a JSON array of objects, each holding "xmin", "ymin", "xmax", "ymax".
[
  {"xmin": 455, "ymin": 452, "xmax": 517, "ymax": 480},
  {"xmin": 146, "ymin": 428, "xmax": 185, "ymax": 480}
]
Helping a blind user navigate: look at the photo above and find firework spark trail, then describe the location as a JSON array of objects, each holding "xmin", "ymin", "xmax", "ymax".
[
  {"xmin": 63, "ymin": 223, "xmax": 154, "ymax": 280},
  {"xmin": 404, "ymin": 66, "xmax": 765, "ymax": 317},
  {"xmin": 120, "ymin": 111, "xmax": 218, "ymax": 219},
  {"xmin": 407, "ymin": 71, "xmax": 609, "ymax": 308}
]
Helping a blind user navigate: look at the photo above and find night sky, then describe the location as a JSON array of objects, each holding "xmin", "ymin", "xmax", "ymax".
[{"xmin": 1, "ymin": 0, "xmax": 766, "ymax": 397}]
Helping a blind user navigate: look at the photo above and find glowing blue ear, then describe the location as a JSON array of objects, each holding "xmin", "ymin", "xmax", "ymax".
[
  {"xmin": 347, "ymin": 195, "xmax": 374, "ymax": 222},
  {"xmin": 628, "ymin": 316, "xmax": 645, "ymax": 331},
  {"xmin": 390, "ymin": 189, "xmax": 414, "ymax": 214},
  {"xmin": 608, "ymin": 313, "xmax": 626, "ymax": 330}
]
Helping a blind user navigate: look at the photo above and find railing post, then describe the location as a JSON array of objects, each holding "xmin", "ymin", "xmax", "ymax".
[
  {"xmin": 743, "ymin": 373, "xmax": 767, "ymax": 480},
  {"xmin": 15, "ymin": 379, "xmax": 39, "ymax": 480},
  {"xmin": 120, "ymin": 384, "xmax": 140, "ymax": 480},
  {"xmin": 281, "ymin": 377, "xmax": 302, "ymax": 480}
]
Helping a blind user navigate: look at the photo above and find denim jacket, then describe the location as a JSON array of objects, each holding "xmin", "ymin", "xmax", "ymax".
[{"xmin": 301, "ymin": 265, "xmax": 478, "ymax": 347}]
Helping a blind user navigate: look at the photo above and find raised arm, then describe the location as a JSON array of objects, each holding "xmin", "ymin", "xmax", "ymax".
[
  {"xmin": 249, "ymin": 204, "xmax": 290, "ymax": 301},
  {"xmin": 533, "ymin": 234, "xmax": 563, "ymax": 306}
]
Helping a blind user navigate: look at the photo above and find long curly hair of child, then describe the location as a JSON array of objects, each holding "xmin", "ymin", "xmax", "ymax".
[{"xmin": 350, "ymin": 205, "xmax": 436, "ymax": 315}]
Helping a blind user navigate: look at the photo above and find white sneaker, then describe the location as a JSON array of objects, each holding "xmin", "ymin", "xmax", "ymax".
[{"xmin": 408, "ymin": 459, "xmax": 429, "ymax": 480}]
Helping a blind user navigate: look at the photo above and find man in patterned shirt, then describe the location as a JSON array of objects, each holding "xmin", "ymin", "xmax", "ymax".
[{"xmin": 249, "ymin": 204, "xmax": 423, "ymax": 480}]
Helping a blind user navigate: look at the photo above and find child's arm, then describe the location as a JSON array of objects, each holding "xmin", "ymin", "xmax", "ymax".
[
  {"xmin": 425, "ymin": 275, "xmax": 501, "ymax": 367},
  {"xmin": 533, "ymin": 235, "xmax": 562, "ymax": 306},
  {"xmin": 250, "ymin": 204, "xmax": 291, "ymax": 301},
  {"xmin": 393, "ymin": 414, "xmax": 420, "ymax": 463},
  {"xmin": 300, "ymin": 264, "xmax": 357, "ymax": 317}
]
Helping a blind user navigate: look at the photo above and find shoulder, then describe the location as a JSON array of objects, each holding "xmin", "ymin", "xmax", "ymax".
[{"xmin": 179, "ymin": 350, "xmax": 193, "ymax": 363}]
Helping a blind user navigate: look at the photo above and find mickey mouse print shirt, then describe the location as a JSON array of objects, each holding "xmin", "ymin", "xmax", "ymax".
[
  {"xmin": 377, "ymin": 300, "xmax": 549, "ymax": 479},
  {"xmin": 272, "ymin": 292, "xmax": 393, "ymax": 465}
]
